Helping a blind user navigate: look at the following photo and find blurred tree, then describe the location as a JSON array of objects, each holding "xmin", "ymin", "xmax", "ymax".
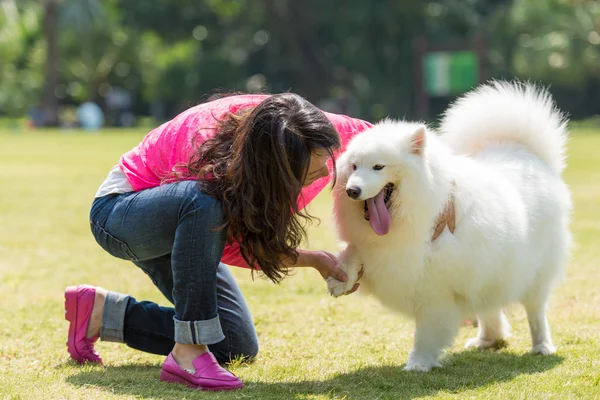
[
  {"xmin": 40, "ymin": 0, "xmax": 107, "ymax": 125},
  {"xmin": 508, "ymin": 0, "xmax": 600, "ymax": 85},
  {"xmin": 0, "ymin": 1, "xmax": 44, "ymax": 118},
  {"xmin": 425, "ymin": 0, "xmax": 508, "ymax": 39},
  {"xmin": 115, "ymin": 0, "xmax": 266, "ymax": 115},
  {"xmin": 489, "ymin": 0, "xmax": 600, "ymax": 116},
  {"xmin": 60, "ymin": 0, "xmax": 138, "ymax": 104},
  {"xmin": 2, "ymin": 0, "xmax": 599, "ymax": 123},
  {"xmin": 42, "ymin": 0, "xmax": 60, "ymax": 125},
  {"xmin": 261, "ymin": 0, "xmax": 336, "ymax": 100}
]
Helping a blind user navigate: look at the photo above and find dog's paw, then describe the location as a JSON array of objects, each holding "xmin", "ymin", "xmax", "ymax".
[
  {"xmin": 530, "ymin": 342, "xmax": 556, "ymax": 355},
  {"xmin": 465, "ymin": 337, "xmax": 508, "ymax": 350},
  {"xmin": 403, "ymin": 360, "xmax": 440, "ymax": 372},
  {"xmin": 403, "ymin": 363, "xmax": 431, "ymax": 372},
  {"xmin": 403, "ymin": 355, "xmax": 441, "ymax": 372},
  {"xmin": 326, "ymin": 277, "xmax": 350, "ymax": 298}
]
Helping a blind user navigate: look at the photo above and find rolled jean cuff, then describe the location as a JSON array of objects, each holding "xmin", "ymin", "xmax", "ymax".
[
  {"xmin": 174, "ymin": 315, "xmax": 225, "ymax": 345},
  {"xmin": 100, "ymin": 291, "xmax": 129, "ymax": 343}
]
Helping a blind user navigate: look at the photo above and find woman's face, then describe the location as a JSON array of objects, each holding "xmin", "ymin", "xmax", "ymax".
[{"xmin": 303, "ymin": 150, "xmax": 331, "ymax": 187}]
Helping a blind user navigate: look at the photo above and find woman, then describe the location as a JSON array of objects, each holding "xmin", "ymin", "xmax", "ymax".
[{"xmin": 66, "ymin": 93, "xmax": 453, "ymax": 391}]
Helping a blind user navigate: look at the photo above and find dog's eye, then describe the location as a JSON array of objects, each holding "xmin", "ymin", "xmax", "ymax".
[
  {"xmin": 352, "ymin": 164, "xmax": 357, "ymax": 171},
  {"xmin": 373, "ymin": 165, "xmax": 385, "ymax": 171}
]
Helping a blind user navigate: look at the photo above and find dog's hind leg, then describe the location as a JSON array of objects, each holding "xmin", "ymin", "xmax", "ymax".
[
  {"xmin": 522, "ymin": 291, "xmax": 556, "ymax": 355},
  {"xmin": 521, "ymin": 255, "xmax": 562, "ymax": 355},
  {"xmin": 465, "ymin": 309, "xmax": 511, "ymax": 350},
  {"xmin": 404, "ymin": 305, "xmax": 461, "ymax": 372}
]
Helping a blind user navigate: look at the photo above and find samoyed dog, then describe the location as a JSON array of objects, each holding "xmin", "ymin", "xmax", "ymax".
[{"xmin": 328, "ymin": 81, "xmax": 572, "ymax": 372}]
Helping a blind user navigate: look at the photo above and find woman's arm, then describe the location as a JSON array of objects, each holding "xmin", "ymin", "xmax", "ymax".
[
  {"xmin": 281, "ymin": 249, "xmax": 345, "ymax": 279},
  {"xmin": 285, "ymin": 249, "xmax": 362, "ymax": 296}
]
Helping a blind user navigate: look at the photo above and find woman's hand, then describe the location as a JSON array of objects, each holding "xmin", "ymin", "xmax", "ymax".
[
  {"xmin": 293, "ymin": 249, "xmax": 362, "ymax": 295},
  {"xmin": 299, "ymin": 249, "xmax": 347, "ymax": 281},
  {"xmin": 309, "ymin": 250, "xmax": 344, "ymax": 281}
]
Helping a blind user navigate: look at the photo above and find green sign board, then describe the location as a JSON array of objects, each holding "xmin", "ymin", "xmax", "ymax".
[{"xmin": 424, "ymin": 51, "xmax": 478, "ymax": 96}]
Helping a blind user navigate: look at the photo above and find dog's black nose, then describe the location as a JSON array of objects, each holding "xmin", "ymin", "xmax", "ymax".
[{"xmin": 346, "ymin": 186, "xmax": 361, "ymax": 199}]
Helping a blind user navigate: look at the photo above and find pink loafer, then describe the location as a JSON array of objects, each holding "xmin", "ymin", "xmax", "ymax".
[
  {"xmin": 65, "ymin": 285, "xmax": 102, "ymax": 364},
  {"xmin": 160, "ymin": 352, "xmax": 243, "ymax": 391}
]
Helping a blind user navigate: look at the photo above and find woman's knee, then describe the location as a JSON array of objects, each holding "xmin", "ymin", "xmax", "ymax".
[
  {"xmin": 227, "ymin": 336, "xmax": 259, "ymax": 363},
  {"xmin": 236, "ymin": 334, "xmax": 259, "ymax": 360},
  {"xmin": 211, "ymin": 328, "xmax": 259, "ymax": 364}
]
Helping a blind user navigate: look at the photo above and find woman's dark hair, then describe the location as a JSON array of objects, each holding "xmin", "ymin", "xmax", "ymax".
[{"xmin": 187, "ymin": 93, "xmax": 341, "ymax": 283}]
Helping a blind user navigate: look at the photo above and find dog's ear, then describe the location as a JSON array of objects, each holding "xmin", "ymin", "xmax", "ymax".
[{"xmin": 409, "ymin": 125, "xmax": 426, "ymax": 155}]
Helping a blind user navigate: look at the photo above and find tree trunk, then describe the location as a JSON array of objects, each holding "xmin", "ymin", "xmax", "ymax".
[{"xmin": 42, "ymin": 0, "xmax": 60, "ymax": 126}]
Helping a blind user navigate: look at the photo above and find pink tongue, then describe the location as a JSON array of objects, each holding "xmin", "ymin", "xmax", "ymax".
[{"xmin": 367, "ymin": 189, "xmax": 391, "ymax": 235}]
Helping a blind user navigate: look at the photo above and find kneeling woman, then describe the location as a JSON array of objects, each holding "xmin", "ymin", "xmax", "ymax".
[{"xmin": 65, "ymin": 93, "xmax": 376, "ymax": 390}]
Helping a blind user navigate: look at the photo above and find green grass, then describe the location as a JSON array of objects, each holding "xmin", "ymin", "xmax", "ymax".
[{"xmin": 1, "ymin": 127, "xmax": 599, "ymax": 400}]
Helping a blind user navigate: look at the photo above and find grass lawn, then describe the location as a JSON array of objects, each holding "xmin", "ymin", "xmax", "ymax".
[{"xmin": 1, "ymin": 126, "xmax": 599, "ymax": 399}]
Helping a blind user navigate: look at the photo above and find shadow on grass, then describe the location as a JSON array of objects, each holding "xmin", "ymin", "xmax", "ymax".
[{"xmin": 66, "ymin": 351, "xmax": 564, "ymax": 399}]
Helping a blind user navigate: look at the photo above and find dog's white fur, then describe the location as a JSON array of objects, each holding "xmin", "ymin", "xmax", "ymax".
[{"xmin": 328, "ymin": 81, "xmax": 572, "ymax": 372}]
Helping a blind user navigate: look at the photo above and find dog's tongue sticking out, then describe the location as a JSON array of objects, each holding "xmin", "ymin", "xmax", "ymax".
[{"xmin": 367, "ymin": 189, "xmax": 391, "ymax": 235}]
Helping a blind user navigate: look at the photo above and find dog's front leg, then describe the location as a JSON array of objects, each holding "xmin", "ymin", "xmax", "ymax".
[
  {"xmin": 405, "ymin": 305, "xmax": 461, "ymax": 372},
  {"xmin": 327, "ymin": 244, "xmax": 363, "ymax": 297}
]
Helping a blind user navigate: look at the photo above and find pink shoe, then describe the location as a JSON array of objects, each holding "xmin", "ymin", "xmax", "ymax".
[
  {"xmin": 160, "ymin": 352, "xmax": 244, "ymax": 391},
  {"xmin": 64, "ymin": 285, "xmax": 102, "ymax": 364}
]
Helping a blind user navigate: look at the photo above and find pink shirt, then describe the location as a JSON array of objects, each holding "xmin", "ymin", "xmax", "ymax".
[{"xmin": 120, "ymin": 94, "xmax": 372, "ymax": 268}]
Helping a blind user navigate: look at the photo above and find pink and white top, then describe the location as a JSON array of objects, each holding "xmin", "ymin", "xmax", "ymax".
[{"xmin": 116, "ymin": 94, "xmax": 373, "ymax": 268}]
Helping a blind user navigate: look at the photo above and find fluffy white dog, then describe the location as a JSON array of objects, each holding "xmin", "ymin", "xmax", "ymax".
[{"xmin": 328, "ymin": 81, "xmax": 572, "ymax": 372}]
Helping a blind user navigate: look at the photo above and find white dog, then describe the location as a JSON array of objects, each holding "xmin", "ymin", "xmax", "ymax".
[{"xmin": 328, "ymin": 81, "xmax": 572, "ymax": 372}]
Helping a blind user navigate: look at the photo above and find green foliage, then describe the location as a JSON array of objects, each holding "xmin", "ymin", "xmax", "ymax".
[
  {"xmin": 60, "ymin": 0, "xmax": 107, "ymax": 34},
  {"xmin": 1, "ymin": 0, "xmax": 599, "ymax": 120},
  {"xmin": 0, "ymin": 2, "xmax": 44, "ymax": 116},
  {"xmin": 508, "ymin": 0, "xmax": 600, "ymax": 86},
  {"xmin": 60, "ymin": 14, "xmax": 140, "ymax": 102}
]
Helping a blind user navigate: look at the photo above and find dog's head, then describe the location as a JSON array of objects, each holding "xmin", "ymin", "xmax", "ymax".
[{"xmin": 336, "ymin": 121, "xmax": 430, "ymax": 236}]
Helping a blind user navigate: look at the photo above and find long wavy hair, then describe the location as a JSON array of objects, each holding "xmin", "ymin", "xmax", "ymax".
[{"xmin": 187, "ymin": 93, "xmax": 341, "ymax": 282}]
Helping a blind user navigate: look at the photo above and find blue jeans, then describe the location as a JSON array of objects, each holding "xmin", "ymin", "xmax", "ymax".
[{"xmin": 89, "ymin": 180, "xmax": 258, "ymax": 363}]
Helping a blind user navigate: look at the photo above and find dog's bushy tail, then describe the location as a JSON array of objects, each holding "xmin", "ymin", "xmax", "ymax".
[{"xmin": 439, "ymin": 81, "xmax": 568, "ymax": 175}]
